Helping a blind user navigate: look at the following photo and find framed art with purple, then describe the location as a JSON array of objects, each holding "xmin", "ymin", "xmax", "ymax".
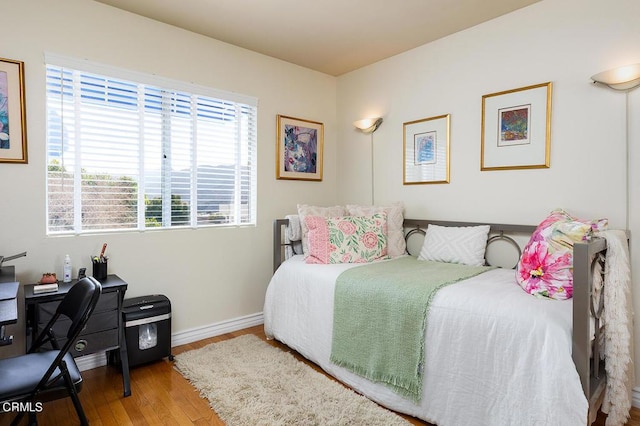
[
  {"xmin": 481, "ymin": 82, "xmax": 552, "ymax": 171},
  {"xmin": 0, "ymin": 57, "xmax": 27, "ymax": 164},
  {"xmin": 276, "ymin": 115, "xmax": 324, "ymax": 181}
]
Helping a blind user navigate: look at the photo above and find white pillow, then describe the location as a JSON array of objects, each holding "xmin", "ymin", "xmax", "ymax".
[
  {"xmin": 346, "ymin": 202, "xmax": 405, "ymax": 257},
  {"xmin": 418, "ymin": 224, "xmax": 490, "ymax": 266},
  {"xmin": 297, "ymin": 204, "xmax": 346, "ymax": 255}
]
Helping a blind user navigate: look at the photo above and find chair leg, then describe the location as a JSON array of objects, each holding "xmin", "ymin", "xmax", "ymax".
[
  {"xmin": 10, "ymin": 411, "xmax": 26, "ymax": 426},
  {"xmin": 9, "ymin": 410, "xmax": 37, "ymax": 426},
  {"xmin": 60, "ymin": 360, "xmax": 89, "ymax": 426}
]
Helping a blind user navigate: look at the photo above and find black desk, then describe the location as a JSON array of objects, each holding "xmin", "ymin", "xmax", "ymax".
[
  {"xmin": 0, "ymin": 266, "xmax": 18, "ymax": 346},
  {"xmin": 24, "ymin": 274, "xmax": 131, "ymax": 397}
]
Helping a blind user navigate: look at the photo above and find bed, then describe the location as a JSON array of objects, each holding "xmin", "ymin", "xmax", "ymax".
[{"xmin": 264, "ymin": 215, "xmax": 630, "ymax": 426}]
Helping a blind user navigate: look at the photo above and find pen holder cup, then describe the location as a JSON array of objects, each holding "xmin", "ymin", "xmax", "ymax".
[{"xmin": 92, "ymin": 260, "xmax": 108, "ymax": 281}]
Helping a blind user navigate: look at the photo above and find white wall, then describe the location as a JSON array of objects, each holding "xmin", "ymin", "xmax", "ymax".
[
  {"xmin": 3, "ymin": 0, "xmax": 640, "ymax": 395},
  {"xmin": 337, "ymin": 0, "xmax": 640, "ymax": 389},
  {"xmin": 0, "ymin": 0, "xmax": 337, "ymax": 356}
]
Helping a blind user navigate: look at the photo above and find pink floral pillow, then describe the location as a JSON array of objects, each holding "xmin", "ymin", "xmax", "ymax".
[
  {"xmin": 346, "ymin": 202, "xmax": 405, "ymax": 257},
  {"xmin": 516, "ymin": 209, "xmax": 607, "ymax": 300},
  {"xmin": 305, "ymin": 214, "xmax": 388, "ymax": 264}
]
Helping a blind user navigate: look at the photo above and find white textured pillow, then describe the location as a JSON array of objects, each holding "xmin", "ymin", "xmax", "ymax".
[
  {"xmin": 346, "ymin": 202, "xmax": 405, "ymax": 257},
  {"xmin": 418, "ymin": 224, "xmax": 490, "ymax": 266},
  {"xmin": 297, "ymin": 204, "xmax": 346, "ymax": 255}
]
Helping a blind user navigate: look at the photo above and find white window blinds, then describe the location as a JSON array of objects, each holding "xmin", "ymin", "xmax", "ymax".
[{"xmin": 45, "ymin": 56, "xmax": 257, "ymax": 235}]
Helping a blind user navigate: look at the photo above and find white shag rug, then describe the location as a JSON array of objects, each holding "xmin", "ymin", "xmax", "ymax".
[{"xmin": 174, "ymin": 334, "xmax": 411, "ymax": 426}]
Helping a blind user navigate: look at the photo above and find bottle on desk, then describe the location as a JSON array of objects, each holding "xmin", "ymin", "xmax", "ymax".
[{"xmin": 63, "ymin": 254, "xmax": 72, "ymax": 283}]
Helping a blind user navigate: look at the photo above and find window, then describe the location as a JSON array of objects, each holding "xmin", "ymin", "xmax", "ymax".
[{"xmin": 45, "ymin": 55, "xmax": 257, "ymax": 235}]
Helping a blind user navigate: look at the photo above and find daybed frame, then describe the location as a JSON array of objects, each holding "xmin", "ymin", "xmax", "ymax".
[{"xmin": 272, "ymin": 218, "xmax": 607, "ymax": 425}]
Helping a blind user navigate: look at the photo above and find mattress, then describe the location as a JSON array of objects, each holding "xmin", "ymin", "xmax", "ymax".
[{"xmin": 264, "ymin": 255, "xmax": 588, "ymax": 426}]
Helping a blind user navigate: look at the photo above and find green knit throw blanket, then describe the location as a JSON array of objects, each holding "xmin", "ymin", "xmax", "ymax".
[{"xmin": 330, "ymin": 256, "xmax": 494, "ymax": 402}]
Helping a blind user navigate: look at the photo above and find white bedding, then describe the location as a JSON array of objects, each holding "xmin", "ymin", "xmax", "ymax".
[{"xmin": 264, "ymin": 255, "xmax": 588, "ymax": 426}]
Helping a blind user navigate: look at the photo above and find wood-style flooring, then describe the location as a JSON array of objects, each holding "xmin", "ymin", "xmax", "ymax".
[{"xmin": 1, "ymin": 325, "xmax": 639, "ymax": 425}]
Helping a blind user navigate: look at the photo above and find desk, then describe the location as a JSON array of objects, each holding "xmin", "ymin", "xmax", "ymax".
[
  {"xmin": 0, "ymin": 266, "xmax": 18, "ymax": 346},
  {"xmin": 24, "ymin": 275, "xmax": 131, "ymax": 397}
]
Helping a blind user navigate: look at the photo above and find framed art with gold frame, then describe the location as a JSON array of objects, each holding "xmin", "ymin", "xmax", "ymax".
[
  {"xmin": 403, "ymin": 114, "xmax": 450, "ymax": 184},
  {"xmin": 0, "ymin": 57, "xmax": 27, "ymax": 164},
  {"xmin": 481, "ymin": 82, "xmax": 552, "ymax": 171},
  {"xmin": 276, "ymin": 114, "xmax": 323, "ymax": 181}
]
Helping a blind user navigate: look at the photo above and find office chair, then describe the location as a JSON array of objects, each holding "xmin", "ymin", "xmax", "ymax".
[{"xmin": 0, "ymin": 277, "xmax": 102, "ymax": 425}]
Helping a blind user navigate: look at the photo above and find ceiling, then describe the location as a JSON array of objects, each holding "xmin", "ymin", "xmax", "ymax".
[{"xmin": 94, "ymin": 0, "xmax": 540, "ymax": 76}]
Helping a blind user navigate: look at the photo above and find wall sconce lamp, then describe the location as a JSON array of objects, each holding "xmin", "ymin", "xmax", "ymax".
[
  {"xmin": 354, "ymin": 117, "xmax": 383, "ymax": 205},
  {"xmin": 591, "ymin": 63, "xmax": 640, "ymax": 231},
  {"xmin": 591, "ymin": 63, "xmax": 640, "ymax": 91},
  {"xmin": 353, "ymin": 117, "xmax": 383, "ymax": 134}
]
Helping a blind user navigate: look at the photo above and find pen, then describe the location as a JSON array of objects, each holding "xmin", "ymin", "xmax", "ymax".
[{"xmin": 99, "ymin": 243, "xmax": 107, "ymax": 259}]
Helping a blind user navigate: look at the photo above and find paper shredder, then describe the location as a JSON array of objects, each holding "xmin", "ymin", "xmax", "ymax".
[{"xmin": 122, "ymin": 294, "xmax": 173, "ymax": 367}]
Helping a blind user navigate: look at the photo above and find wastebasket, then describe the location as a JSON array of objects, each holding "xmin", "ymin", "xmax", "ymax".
[{"xmin": 122, "ymin": 294, "xmax": 173, "ymax": 367}]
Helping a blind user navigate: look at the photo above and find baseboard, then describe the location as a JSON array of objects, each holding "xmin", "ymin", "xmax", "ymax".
[
  {"xmin": 75, "ymin": 311, "xmax": 264, "ymax": 372},
  {"xmin": 75, "ymin": 351, "xmax": 109, "ymax": 372},
  {"xmin": 171, "ymin": 312, "xmax": 264, "ymax": 347},
  {"xmin": 633, "ymin": 387, "xmax": 640, "ymax": 408}
]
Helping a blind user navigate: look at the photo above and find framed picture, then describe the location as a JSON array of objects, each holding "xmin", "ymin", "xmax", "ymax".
[
  {"xmin": 403, "ymin": 114, "xmax": 450, "ymax": 184},
  {"xmin": 0, "ymin": 57, "xmax": 27, "ymax": 164},
  {"xmin": 276, "ymin": 115, "xmax": 323, "ymax": 181},
  {"xmin": 481, "ymin": 82, "xmax": 552, "ymax": 171}
]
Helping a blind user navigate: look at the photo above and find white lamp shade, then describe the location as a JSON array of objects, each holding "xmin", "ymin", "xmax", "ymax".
[
  {"xmin": 353, "ymin": 117, "xmax": 383, "ymax": 133},
  {"xmin": 591, "ymin": 63, "xmax": 640, "ymax": 91}
]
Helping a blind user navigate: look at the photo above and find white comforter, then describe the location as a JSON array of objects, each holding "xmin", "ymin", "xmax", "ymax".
[{"xmin": 264, "ymin": 256, "xmax": 588, "ymax": 426}]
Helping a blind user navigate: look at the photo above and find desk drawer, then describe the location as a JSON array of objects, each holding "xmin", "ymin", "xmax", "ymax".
[
  {"xmin": 67, "ymin": 328, "xmax": 119, "ymax": 357},
  {"xmin": 38, "ymin": 291, "xmax": 118, "ymax": 320},
  {"xmin": 36, "ymin": 325, "xmax": 119, "ymax": 356},
  {"xmin": 39, "ymin": 309, "xmax": 118, "ymax": 337}
]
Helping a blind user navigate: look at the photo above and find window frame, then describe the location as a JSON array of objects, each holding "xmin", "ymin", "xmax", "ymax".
[{"xmin": 45, "ymin": 54, "xmax": 258, "ymax": 236}]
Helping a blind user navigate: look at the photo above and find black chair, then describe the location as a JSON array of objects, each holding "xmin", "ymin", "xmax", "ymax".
[{"xmin": 0, "ymin": 277, "xmax": 101, "ymax": 425}]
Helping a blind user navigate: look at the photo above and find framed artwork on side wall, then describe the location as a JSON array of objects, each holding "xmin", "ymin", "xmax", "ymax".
[
  {"xmin": 403, "ymin": 114, "xmax": 450, "ymax": 184},
  {"xmin": 481, "ymin": 82, "xmax": 552, "ymax": 171},
  {"xmin": 276, "ymin": 115, "xmax": 324, "ymax": 181},
  {"xmin": 0, "ymin": 57, "xmax": 27, "ymax": 164}
]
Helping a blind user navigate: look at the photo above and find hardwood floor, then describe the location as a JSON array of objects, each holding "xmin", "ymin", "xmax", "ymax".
[{"xmin": 1, "ymin": 325, "xmax": 639, "ymax": 425}]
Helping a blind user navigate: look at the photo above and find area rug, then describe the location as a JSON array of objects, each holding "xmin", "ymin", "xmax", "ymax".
[{"xmin": 174, "ymin": 334, "xmax": 411, "ymax": 425}]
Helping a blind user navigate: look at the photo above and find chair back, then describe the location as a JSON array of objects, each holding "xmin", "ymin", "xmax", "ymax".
[
  {"xmin": 56, "ymin": 277, "xmax": 102, "ymax": 340},
  {"xmin": 12, "ymin": 277, "xmax": 102, "ymax": 424}
]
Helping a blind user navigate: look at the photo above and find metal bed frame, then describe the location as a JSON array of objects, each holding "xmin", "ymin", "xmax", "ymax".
[{"xmin": 272, "ymin": 217, "xmax": 607, "ymax": 425}]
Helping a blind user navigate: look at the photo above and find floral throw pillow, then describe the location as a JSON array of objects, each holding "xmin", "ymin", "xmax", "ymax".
[
  {"xmin": 297, "ymin": 204, "xmax": 346, "ymax": 256},
  {"xmin": 346, "ymin": 202, "xmax": 406, "ymax": 257},
  {"xmin": 516, "ymin": 209, "xmax": 608, "ymax": 300},
  {"xmin": 305, "ymin": 214, "xmax": 388, "ymax": 264}
]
